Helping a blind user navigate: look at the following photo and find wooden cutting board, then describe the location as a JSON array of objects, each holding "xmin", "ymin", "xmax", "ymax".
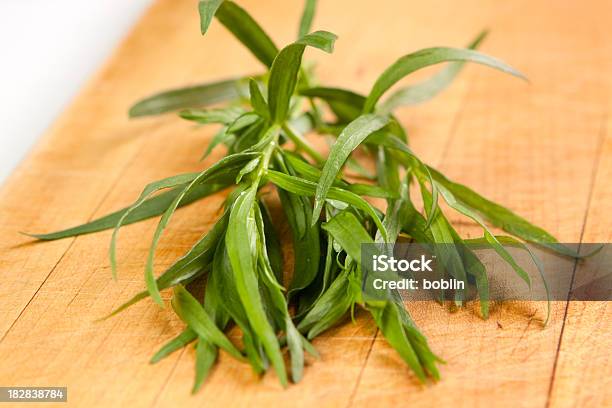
[{"xmin": 0, "ymin": 0, "xmax": 609, "ymax": 406}]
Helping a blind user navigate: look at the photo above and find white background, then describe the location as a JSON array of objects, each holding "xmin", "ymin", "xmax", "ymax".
[{"xmin": 0, "ymin": 0, "xmax": 153, "ymax": 185}]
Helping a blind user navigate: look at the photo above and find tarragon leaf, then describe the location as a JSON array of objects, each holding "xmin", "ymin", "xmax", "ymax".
[
  {"xmin": 215, "ymin": 1, "xmax": 278, "ymax": 67},
  {"xmin": 227, "ymin": 112, "xmax": 261, "ymax": 134},
  {"xmin": 248, "ymin": 79, "xmax": 269, "ymax": 118},
  {"xmin": 150, "ymin": 329, "xmax": 197, "ymax": 364},
  {"xmin": 267, "ymin": 170, "xmax": 387, "ymax": 241},
  {"xmin": 171, "ymin": 285, "xmax": 243, "ymax": 360},
  {"xmin": 268, "ymin": 31, "xmax": 337, "ymax": 123},
  {"xmin": 297, "ymin": 268, "xmax": 352, "ymax": 339},
  {"xmin": 435, "ymin": 182, "xmax": 531, "ymax": 287},
  {"xmin": 191, "ymin": 268, "xmax": 229, "ymax": 393},
  {"xmin": 378, "ymin": 30, "xmax": 488, "ymax": 113},
  {"xmin": 129, "ymin": 77, "xmax": 244, "ymax": 117},
  {"xmin": 213, "ymin": 239, "xmax": 267, "ymax": 375},
  {"xmin": 466, "ymin": 235, "xmax": 550, "ymax": 324},
  {"xmin": 298, "ymin": 0, "xmax": 317, "ymax": 38},
  {"xmin": 366, "ymin": 131, "xmax": 438, "ymax": 227},
  {"xmin": 225, "ymin": 186, "xmax": 288, "ymax": 386},
  {"xmin": 110, "ymin": 173, "xmax": 199, "ymax": 279},
  {"xmin": 419, "ymin": 182, "xmax": 469, "ymax": 305},
  {"xmin": 367, "ymin": 301, "xmax": 426, "ymax": 382},
  {"xmin": 298, "ymin": 86, "xmax": 365, "ymax": 122},
  {"xmin": 201, "ymin": 127, "xmax": 231, "ymax": 160},
  {"xmin": 179, "ymin": 106, "xmax": 244, "ymax": 124},
  {"xmin": 284, "ymin": 152, "xmax": 395, "ymax": 198},
  {"xmin": 101, "ymin": 211, "xmax": 229, "ymax": 319},
  {"xmin": 28, "ymin": 183, "xmax": 226, "ymax": 241},
  {"xmin": 145, "ymin": 153, "xmax": 259, "ymax": 305},
  {"xmin": 322, "ymin": 210, "xmax": 373, "ymax": 261},
  {"xmin": 198, "ymin": 0, "xmax": 224, "ymax": 34},
  {"xmin": 363, "ymin": 47, "xmax": 526, "ymax": 113},
  {"xmin": 312, "ymin": 114, "xmax": 388, "ymax": 224},
  {"xmin": 273, "ymin": 155, "xmax": 321, "ymax": 295},
  {"xmin": 428, "ymin": 166, "xmax": 590, "ymax": 258},
  {"xmin": 192, "ymin": 339, "xmax": 217, "ymax": 393}
]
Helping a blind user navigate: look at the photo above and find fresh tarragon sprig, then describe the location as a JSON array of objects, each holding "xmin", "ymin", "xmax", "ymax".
[{"xmin": 30, "ymin": 0, "xmax": 581, "ymax": 391}]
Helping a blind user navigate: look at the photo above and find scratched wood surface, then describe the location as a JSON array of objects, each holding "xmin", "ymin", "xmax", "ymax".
[{"xmin": 0, "ymin": 0, "xmax": 610, "ymax": 407}]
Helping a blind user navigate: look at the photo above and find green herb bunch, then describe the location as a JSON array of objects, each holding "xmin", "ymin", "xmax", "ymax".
[{"xmin": 32, "ymin": 0, "xmax": 578, "ymax": 392}]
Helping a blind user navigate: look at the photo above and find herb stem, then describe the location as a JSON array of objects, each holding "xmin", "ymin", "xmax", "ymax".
[{"xmin": 257, "ymin": 125, "xmax": 281, "ymax": 181}]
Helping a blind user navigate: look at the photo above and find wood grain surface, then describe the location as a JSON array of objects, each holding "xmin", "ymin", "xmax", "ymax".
[{"xmin": 0, "ymin": 0, "xmax": 609, "ymax": 406}]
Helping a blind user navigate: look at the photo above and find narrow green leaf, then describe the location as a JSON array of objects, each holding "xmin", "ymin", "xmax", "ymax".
[
  {"xmin": 203, "ymin": 257, "xmax": 231, "ymax": 328},
  {"xmin": 312, "ymin": 114, "xmax": 388, "ymax": 224},
  {"xmin": 273, "ymin": 154, "xmax": 320, "ymax": 294},
  {"xmin": 192, "ymin": 338, "xmax": 218, "ymax": 393},
  {"xmin": 171, "ymin": 285, "xmax": 243, "ymax": 360},
  {"xmin": 110, "ymin": 173, "xmax": 199, "ymax": 279},
  {"xmin": 193, "ymin": 262, "xmax": 229, "ymax": 399},
  {"xmin": 253, "ymin": 203, "xmax": 285, "ymax": 293},
  {"xmin": 179, "ymin": 106, "xmax": 244, "ymax": 124},
  {"xmin": 267, "ymin": 170, "xmax": 387, "ymax": 240},
  {"xmin": 129, "ymin": 77, "xmax": 243, "ymax": 117},
  {"xmin": 298, "ymin": 0, "xmax": 317, "ymax": 39},
  {"xmin": 28, "ymin": 183, "xmax": 226, "ymax": 241},
  {"xmin": 253, "ymin": 204, "xmax": 306, "ymax": 382},
  {"xmin": 230, "ymin": 120, "xmax": 266, "ymax": 153},
  {"xmin": 150, "ymin": 329, "xmax": 197, "ymax": 364},
  {"xmin": 296, "ymin": 30, "xmax": 337, "ymax": 53},
  {"xmin": 198, "ymin": 0, "xmax": 224, "ymax": 35},
  {"xmin": 225, "ymin": 186, "xmax": 288, "ymax": 386},
  {"xmin": 277, "ymin": 188, "xmax": 321, "ymax": 294},
  {"xmin": 101, "ymin": 210, "xmax": 230, "ymax": 320},
  {"xmin": 201, "ymin": 127, "xmax": 231, "ymax": 160},
  {"xmin": 454, "ymin": 240, "xmax": 489, "ymax": 318},
  {"xmin": 364, "ymin": 47, "xmax": 526, "ymax": 113},
  {"xmin": 297, "ymin": 268, "xmax": 353, "ymax": 338},
  {"xmin": 378, "ymin": 30, "xmax": 488, "ymax": 113},
  {"xmin": 420, "ymin": 182, "xmax": 468, "ymax": 305},
  {"xmin": 274, "ymin": 153, "xmax": 308, "ymax": 238},
  {"xmin": 235, "ymin": 157, "xmax": 260, "ymax": 183},
  {"xmin": 300, "ymin": 335, "xmax": 319, "ymax": 358},
  {"xmin": 322, "ymin": 210, "xmax": 373, "ymax": 261},
  {"xmin": 259, "ymin": 202, "xmax": 284, "ymax": 282},
  {"xmin": 425, "ymin": 199, "xmax": 489, "ymax": 316},
  {"xmin": 298, "ymin": 87, "xmax": 365, "ymax": 109},
  {"xmin": 294, "ymin": 231, "xmax": 338, "ymax": 318},
  {"xmin": 366, "ymin": 131, "xmax": 438, "ymax": 227},
  {"xmin": 398, "ymin": 308, "xmax": 442, "ymax": 379},
  {"xmin": 145, "ymin": 153, "xmax": 259, "ymax": 305},
  {"xmin": 376, "ymin": 148, "xmax": 401, "ymax": 201},
  {"xmin": 298, "ymin": 86, "xmax": 365, "ymax": 122},
  {"xmin": 284, "ymin": 152, "xmax": 395, "ymax": 198},
  {"xmin": 212, "ymin": 239, "xmax": 267, "ymax": 375},
  {"xmin": 248, "ymin": 79, "xmax": 269, "ymax": 118},
  {"xmin": 465, "ymin": 235, "xmax": 550, "ymax": 324},
  {"xmin": 368, "ymin": 301, "xmax": 426, "ymax": 382},
  {"xmin": 398, "ymin": 198, "xmax": 434, "ymax": 243},
  {"xmin": 215, "ymin": 1, "xmax": 278, "ymax": 67},
  {"xmin": 427, "ymin": 166, "xmax": 589, "ymax": 258},
  {"xmin": 268, "ymin": 31, "xmax": 337, "ymax": 123},
  {"xmin": 435, "ymin": 182, "xmax": 531, "ymax": 287},
  {"xmin": 227, "ymin": 112, "xmax": 260, "ymax": 134},
  {"xmin": 211, "ymin": 241, "xmax": 249, "ymax": 327},
  {"xmin": 286, "ymin": 316, "xmax": 305, "ymax": 383},
  {"xmin": 343, "ymin": 183, "xmax": 395, "ymax": 199}
]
